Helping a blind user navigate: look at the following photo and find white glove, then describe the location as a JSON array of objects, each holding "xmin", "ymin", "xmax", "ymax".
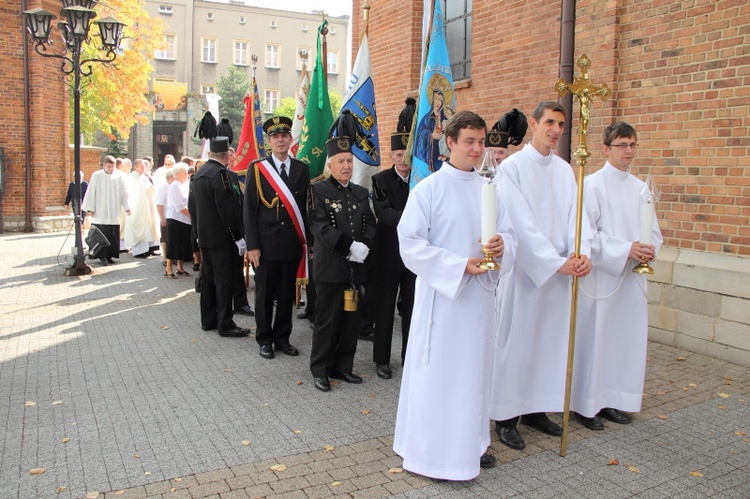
[
  {"xmin": 348, "ymin": 241, "xmax": 369, "ymax": 263},
  {"xmin": 235, "ymin": 238, "xmax": 247, "ymax": 256}
]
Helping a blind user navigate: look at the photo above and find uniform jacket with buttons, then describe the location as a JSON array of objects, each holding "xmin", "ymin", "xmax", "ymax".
[
  {"xmin": 244, "ymin": 155, "xmax": 310, "ymax": 261},
  {"xmin": 307, "ymin": 176, "xmax": 376, "ymax": 284},
  {"xmin": 371, "ymin": 166, "xmax": 411, "ymax": 273},
  {"xmin": 188, "ymin": 158, "xmax": 244, "ymax": 248}
]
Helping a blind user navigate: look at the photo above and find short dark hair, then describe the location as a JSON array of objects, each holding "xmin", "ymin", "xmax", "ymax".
[
  {"xmin": 103, "ymin": 155, "xmax": 116, "ymax": 165},
  {"xmin": 444, "ymin": 110, "xmax": 487, "ymax": 144},
  {"xmin": 603, "ymin": 122, "xmax": 637, "ymax": 145},
  {"xmin": 532, "ymin": 100, "xmax": 566, "ymax": 121},
  {"xmin": 143, "ymin": 156, "xmax": 153, "ymax": 163}
]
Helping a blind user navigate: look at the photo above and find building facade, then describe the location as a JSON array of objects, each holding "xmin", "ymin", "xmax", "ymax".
[
  {"xmin": 132, "ymin": 0, "xmax": 350, "ymax": 165},
  {"xmin": 354, "ymin": 0, "xmax": 750, "ymax": 365}
]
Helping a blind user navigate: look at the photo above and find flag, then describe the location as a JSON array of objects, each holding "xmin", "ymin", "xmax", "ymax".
[
  {"xmin": 339, "ymin": 34, "xmax": 380, "ymax": 190},
  {"xmin": 290, "ymin": 67, "xmax": 309, "ymax": 158},
  {"xmin": 296, "ymin": 21, "xmax": 333, "ymax": 180},
  {"xmin": 233, "ymin": 77, "xmax": 266, "ymax": 180},
  {"xmin": 409, "ymin": 0, "xmax": 456, "ymax": 188}
]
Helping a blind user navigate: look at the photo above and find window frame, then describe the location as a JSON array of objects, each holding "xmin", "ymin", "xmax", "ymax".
[
  {"xmin": 201, "ymin": 37, "xmax": 218, "ymax": 64},
  {"xmin": 201, "ymin": 84, "xmax": 216, "ymax": 95},
  {"xmin": 154, "ymin": 33, "xmax": 176, "ymax": 60},
  {"xmin": 443, "ymin": 0, "xmax": 472, "ymax": 80},
  {"xmin": 327, "ymin": 50, "xmax": 339, "ymax": 74},
  {"xmin": 264, "ymin": 88, "xmax": 280, "ymax": 113},
  {"xmin": 234, "ymin": 40, "xmax": 249, "ymax": 66},
  {"xmin": 265, "ymin": 43, "xmax": 280, "ymax": 68}
]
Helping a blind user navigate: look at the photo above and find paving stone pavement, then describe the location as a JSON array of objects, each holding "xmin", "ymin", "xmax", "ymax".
[{"xmin": 0, "ymin": 231, "xmax": 748, "ymax": 499}]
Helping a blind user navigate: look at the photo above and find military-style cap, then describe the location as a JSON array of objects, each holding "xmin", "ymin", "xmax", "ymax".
[
  {"xmin": 209, "ymin": 136, "xmax": 230, "ymax": 153},
  {"xmin": 486, "ymin": 130, "xmax": 509, "ymax": 149},
  {"xmin": 390, "ymin": 132, "xmax": 410, "ymax": 151},
  {"xmin": 263, "ymin": 116, "xmax": 293, "ymax": 135},
  {"xmin": 326, "ymin": 136, "xmax": 352, "ymax": 157}
]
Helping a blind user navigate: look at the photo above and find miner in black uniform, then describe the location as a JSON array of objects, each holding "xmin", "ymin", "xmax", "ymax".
[
  {"xmin": 371, "ymin": 129, "xmax": 417, "ymax": 380},
  {"xmin": 308, "ymin": 137, "xmax": 377, "ymax": 392},
  {"xmin": 188, "ymin": 137, "xmax": 250, "ymax": 337},
  {"xmin": 244, "ymin": 116, "xmax": 310, "ymax": 359}
]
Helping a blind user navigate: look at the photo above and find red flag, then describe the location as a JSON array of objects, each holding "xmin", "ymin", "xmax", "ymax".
[{"xmin": 233, "ymin": 79, "xmax": 266, "ymax": 174}]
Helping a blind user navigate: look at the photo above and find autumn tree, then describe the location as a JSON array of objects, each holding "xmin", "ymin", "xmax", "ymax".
[
  {"xmin": 76, "ymin": 0, "xmax": 165, "ymax": 142},
  {"xmin": 216, "ymin": 66, "xmax": 252, "ymax": 133}
]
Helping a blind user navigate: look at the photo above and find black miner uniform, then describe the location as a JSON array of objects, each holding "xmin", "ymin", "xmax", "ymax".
[
  {"xmin": 188, "ymin": 147, "xmax": 246, "ymax": 334},
  {"xmin": 307, "ymin": 175, "xmax": 376, "ymax": 379}
]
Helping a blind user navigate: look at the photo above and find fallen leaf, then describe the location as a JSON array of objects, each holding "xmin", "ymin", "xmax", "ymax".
[
  {"xmin": 607, "ymin": 458, "xmax": 619, "ymax": 466},
  {"xmin": 263, "ymin": 403, "xmax": 269, "ymax": 407},
  {"xmin": 144, "ymin": 471, "xmax": 151, "ymax": 476},
  {"xmin": 52, "ymin": 400, "xmax": 63, "ymax": 406},
  {"xmin": 30, "ymin": 468, "xmax": 46, "ymax": 475},
  {"xmin": 324, "ymin": 445, "xmax": 335, "ymax": 452},
  {"xmin": 731, "ymin": 451, "xmax": 737, "ymax": 455},
  {"xmin": 134, "ymin": 454, "xmax": 140, "ymax": 459},
  {"xmin": 682, "ymin": 387, "xmax": 688, "ymax": 391},
  {"xmin": 388, "ymin": 467, "xmax": 403, "ymax": 474},
  {"xmin": 62, "ymin": 437, "xmax": 69, "ymax": 443},
  {"xmin": 192, "ymin": 339, "xmax": 198, "ymax": 343},
  {"xmin": 689, "ymin": 383, "xmax": 697, "ymax": 388},
  {"xmin": 658, "ymin": 415, "xmax": 668, "ymax": 420},
  {"xmin": 86, "ymin": 493, "xmax": 100, "ymax": 499},
  {"xmin": 369, "ymin": 393, "xmax": 376, "ymax": 398},
  {"xmin": 656, "ymin": 391, "xmax": 666, "ymax": 396},
  {"xmin": 293, "ymin": 430, "xmax": 302, "ymax": 434},
  {"xmin": 689, "ymin": 471, "xmax": 703, "ymax": 477},
  {"xmin": 174, "ymin": 478, "xmax": 182, "ymax": 482},
  {"xmin": 115, "ymin": 491, "xmax": 125, "ymax": 496},
  {"xmin": 25, "ymin": 401, "xmax": 36, "ymax": 407},
  {"xmin": 677, "ymin": 357, "xmax": 686, "ymax": 361},
  {"xmin": 270, "ymin": 464, "xmax": 287, "ymax": 472},
  {"xmin": 736, "ymin": 431, "xmax": 747, "ymax": 437},
  {"xmin": 223, "ymin": 369, "xmax": 233, "ymax": 373},
  {"xmin": 718, "ymin": 393, "xmax": 730, "ymax": 398},
  {"xmin": 57, "ymin": 486, "xmax": 67, "ymax": 493},
  {"xmin": 726, "ymin": 381, "xmax": 733, "ymax": 386},
  {"xmin": 241, "ymin": 440, "xmax": 251, "ymax": 446},
  {"xmin": 627, "ymin": 465, "xmax": 640, "ymax": 473},
  {"xmin": 331, "ymin": 481, "xmax": 342, "ymax": 487},
  {"xmin": 160, "ymin": 325, "xmax": 170, "ymax": 330},
  {"xmin": 362, "ymin": 409, "xmax": 371, "ymax": 415},
  {"xmin": 718, "ymin": 405, "xmax": 728, "ymax": 410},
  {"xmin": 330, "ymin": 380, "xmax": 340, "ymax": 386},
  {"xmin": 725, "ymin": 376, "xmax": 733, "ymax": 381},
  {"xmin": 745, "ymin": 438, "xmax": 750, "ymax": 443},
  {"xmin": 170, "ymin": 487, "xmax": 176, "ymax": 492}
]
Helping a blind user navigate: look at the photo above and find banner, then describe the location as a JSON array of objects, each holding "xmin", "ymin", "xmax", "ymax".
[
  {"xmin": 296, "ymin": 21, "xmax": 334, "ymax": 180},
  {"xmin": 233, "ymin": 78, "xmax": 267, "ymax": 178},
  {"xmin": 340, "ymin": 34, "xmax": 380, "ymax": 190},
  {"xmin": 409, "ymin": 0, "xmax": 455, "ymax": 188},
  {"xmin": 290, "ymin": 69, "xmax": 309, "ymax": 158},
  {"xmin": 152, "ymin": 80, "xmax": 187, "ymax": 111}
]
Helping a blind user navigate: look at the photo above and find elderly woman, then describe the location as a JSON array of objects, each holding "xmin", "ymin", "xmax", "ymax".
[{"xmin": 165, "ymin": 163, "xmax": 193, "ymax": 278}]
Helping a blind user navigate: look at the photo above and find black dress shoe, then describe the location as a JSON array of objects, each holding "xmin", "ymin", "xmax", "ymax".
[
  {"xmin": 218, "ymin": 326, "xmax": 251, "ymax": 337},
  {"xmin": 106, "ymin": 258, "xmax": 117, "ymax": 264},
  {"xmin": 192, "ymin": 263, "xmax": 200, "ymax": 271},
  {"xmin": 574, "ymin": 412, "xmax": 604, "ymax": 431},
  {"xmin": 495, "ymin": 424, "xmax": 525, "ymax": 450},
  {"xmin": 201, "ymin": 325, "xmax": 217, "ymax": 331},
  {"xmin": 520, "ymin": 413, "xmax": 563, "ymax": 436},
  {"xmin": 480, "ymin": 453, "xmax": 496, "ymax": 469},
  {"xmin": 331, "ymin": 372, "xmax": 363, "ymax": 384},
  {"xmin": 358, "ymin": 328, "xmax": 375, "ymax": 342},
  {"xmin": 314, "ymin": 377, "xmax": 331, "ymax": 392},
  {"xmin": 376, "ymin": 364, "xmax": 392, "ymax": 379},
  {"xmin": 259, "ymin": 344, "xmax": 275, "ymax": 359},
  {"xmin": 274, "ymin": 343, "xmax": 299, "ymax": 356},
  {"xmin": 134, "ymin": 253, "xmax": 148, "ymax": 258},
  {"xmin": 234, "ymin": 305, "xmax": 255, "ymax": 316},
  {"xmin": 598, "ymin": 408, "xmax": 631, "ymax": 424},
  {"xmin": 99, "ymin": 258, "xmax": 108, "ymax": 265},
  {"xmin": 296, "ymin": 311, "xmax": 309, "ymax": 319}
]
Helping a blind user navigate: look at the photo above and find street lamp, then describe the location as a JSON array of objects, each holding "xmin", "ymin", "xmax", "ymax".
[{"xmin": 23, "ymin": 1, "xmax": 125, "ymax": 276}]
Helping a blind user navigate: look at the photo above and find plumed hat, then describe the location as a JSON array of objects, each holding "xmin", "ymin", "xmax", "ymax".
[{"xmin": 493, "ymin": 108, "xmax": 528, "ymax": 146}]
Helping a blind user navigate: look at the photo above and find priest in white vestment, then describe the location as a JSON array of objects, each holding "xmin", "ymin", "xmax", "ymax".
[
  {"xmin": 489, "ymin": 101, "xmax": 593, "ymax": 451},
  {"xmin": 394, "ymin": 111, "xmax": 517, "ymax": 481},
  {"xmin": 571, "ymin": 122, "xmax": 662, "ymax": 430},
  {"xmin": 124, "ymin": 159, "xmax": 158, "ymax": 257}
]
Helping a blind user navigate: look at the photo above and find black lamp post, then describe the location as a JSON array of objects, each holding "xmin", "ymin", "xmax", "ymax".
[{"xmin": 23, "ymin": 1, "xmax": 125, "ymax": 276}]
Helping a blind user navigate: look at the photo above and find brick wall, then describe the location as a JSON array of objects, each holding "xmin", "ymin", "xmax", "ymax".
[{"xmin": 353, "ymin": 0, "xmax": 750, "ymax": 255}]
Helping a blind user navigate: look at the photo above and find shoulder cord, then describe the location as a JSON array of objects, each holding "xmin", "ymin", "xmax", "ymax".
[{"xmin": 254, "ymin": 164, "xmax": 280, "ymax": 217}]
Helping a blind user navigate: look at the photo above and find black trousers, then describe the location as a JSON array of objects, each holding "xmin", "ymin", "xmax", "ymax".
[
  {"xmin": 373, "ymin": 268, "xmax": 416, "ymax": 365},
  {"xmin": 254, "ymin": 258, "xmax": 297, "ymax": 347},
  {"xmin": 310, "ymin": 282, "xmax": 361, "ymax": 378},
  {"xmin": 232, "ymin": 251, "xmax": 249, "ymax": 309},
  {"xmin": 200, "ymin": 244, "xmax": 237, "ymax": 332},
  {"xmin": 304, "ymin": 258, "xmax": 316, "ymax": 318}
]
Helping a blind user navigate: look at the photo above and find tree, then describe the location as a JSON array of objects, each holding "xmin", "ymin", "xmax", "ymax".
[
  {"xmin": 217, "ymin": 66, "xmax": 252, "ymax": 133},
  {"xmin": 77, "ymin": 0, "xmax": 165, "ymax": 142},
  {"xmin": 272, "ymin": 88, "xmax": 343, "ymax": 119}
]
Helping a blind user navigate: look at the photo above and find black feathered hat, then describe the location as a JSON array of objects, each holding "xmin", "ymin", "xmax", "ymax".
[
  {"xmin": 493, "ymin": 109, "xmax": 528, "ymax": 146},
  {"xmin": 391, "ymin": 97, "xmax": 416, "ymax": 151}
]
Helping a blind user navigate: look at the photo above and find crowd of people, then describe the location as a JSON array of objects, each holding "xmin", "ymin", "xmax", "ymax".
[{"xmin": 74, "ymin": 99, "xmax": 660, "ymax": 483}]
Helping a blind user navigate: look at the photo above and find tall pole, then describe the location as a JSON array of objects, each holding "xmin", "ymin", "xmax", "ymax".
[{"xmin": 554, "ymin": 54, "xmax": 610, "ymax": 456}]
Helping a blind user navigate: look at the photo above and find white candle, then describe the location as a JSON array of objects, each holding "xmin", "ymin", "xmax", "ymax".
[
  {"xmin": 481, "ymin": 182, "xmax": 496, "ymax": 245},
  {"xmin": 640, "ymin": 202, "xmax": 654, "ymax": 246}
]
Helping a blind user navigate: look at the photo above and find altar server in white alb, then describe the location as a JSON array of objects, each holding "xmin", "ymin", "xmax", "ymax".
[
  {"xmin": 394, "ymin": 111, "xmax": 517, "ymax": 481},
  {"xmin": 570, "ymin": 122, "xmax": 662, "ymax": 431},
  {"xmin": 490, "ymin": 100, "xmax": 593, "ymax": 451}
]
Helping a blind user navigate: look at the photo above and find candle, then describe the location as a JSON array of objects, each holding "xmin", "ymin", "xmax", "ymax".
[
  {"xmin": 640, "ymin": 202, "xmax": 654, "ymax": 246},
  {"xmin": 481, "ymin": 182, "xmax": 496, "ymax": 245}
]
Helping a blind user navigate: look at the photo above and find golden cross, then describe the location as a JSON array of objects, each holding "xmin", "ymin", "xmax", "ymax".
[{"xmin": 555, "ymin": 54, "xmax": 611, "ymax": 163}]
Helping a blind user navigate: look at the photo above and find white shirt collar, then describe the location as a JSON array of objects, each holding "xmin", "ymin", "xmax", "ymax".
[{"xmin": 272, "ymin": 154, "xmax": 289, "ymax": 171}]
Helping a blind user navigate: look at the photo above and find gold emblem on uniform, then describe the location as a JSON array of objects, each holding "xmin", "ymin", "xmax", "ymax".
[
  {"xmin": 337, "ymin": 138, "xmax": 350, "ymax": 150},
  {"xmin": 273, "ymin": 116, "xmax": 280, "ymax": 125},
  {"xmin": 401, "ymin": 135, "xmax": 409, "ymax": 147}
]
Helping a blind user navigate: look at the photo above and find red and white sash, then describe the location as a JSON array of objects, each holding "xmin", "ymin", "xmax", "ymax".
[{"xmin": 257, "ymin": 159, "xmax": 308, "ymax": 282}]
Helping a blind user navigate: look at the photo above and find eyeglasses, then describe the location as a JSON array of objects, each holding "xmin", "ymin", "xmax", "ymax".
[{"xmin": 609, "ymin": 143, "xmax": 638, "ymax": 150}]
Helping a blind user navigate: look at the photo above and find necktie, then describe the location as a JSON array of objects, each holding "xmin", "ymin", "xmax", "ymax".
[{"xmin": 280, "ymin": 164, "xmax": 289, "ymax": 183}]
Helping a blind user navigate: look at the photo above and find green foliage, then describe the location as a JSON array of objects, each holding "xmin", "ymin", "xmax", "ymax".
[
  {"xmin": 217, "ymin": 66, "xmax": 252, "ymax": 132},
  {"xmin": 272, "ymin": 88, "xmax": 344, "ymax": 120}
]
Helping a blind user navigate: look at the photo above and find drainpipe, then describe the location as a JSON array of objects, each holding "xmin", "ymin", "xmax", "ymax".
[
  {"xmin": 22, "ymin": 0, "xmax": 33, "ymax": 232},
  {"xmin": 559, "ymin": 0, "xmax": 576, "ymax": 163}
]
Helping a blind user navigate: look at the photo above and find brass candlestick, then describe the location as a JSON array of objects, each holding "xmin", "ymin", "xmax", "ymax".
[
  {"xmin": 478, "ymin": 246, "xmax": 501, "ymax": 271},
  {"xmin": 633, "ymin": 259, "xmax": 654, "ymax": 274}
]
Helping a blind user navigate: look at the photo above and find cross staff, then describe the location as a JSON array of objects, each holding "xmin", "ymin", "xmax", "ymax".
[{"xmin": 554, "ymin": 54, "xmax": 610, "ymax": 457}]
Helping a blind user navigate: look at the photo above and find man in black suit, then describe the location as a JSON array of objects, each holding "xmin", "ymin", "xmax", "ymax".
[
  {"xmin": 188, "ymin": 137, "xmax": 250, "ymax": 337},
  {"xmin": 244, "ymin": 117, "xmax": 310, "ymax": 359},
  {"xmin": 371, "ymin": 131, "xmax": 417, "ymax": 380},
  {"xmin": 307, "ymin": 137, "xmax": 377, "ymax": 392}
]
